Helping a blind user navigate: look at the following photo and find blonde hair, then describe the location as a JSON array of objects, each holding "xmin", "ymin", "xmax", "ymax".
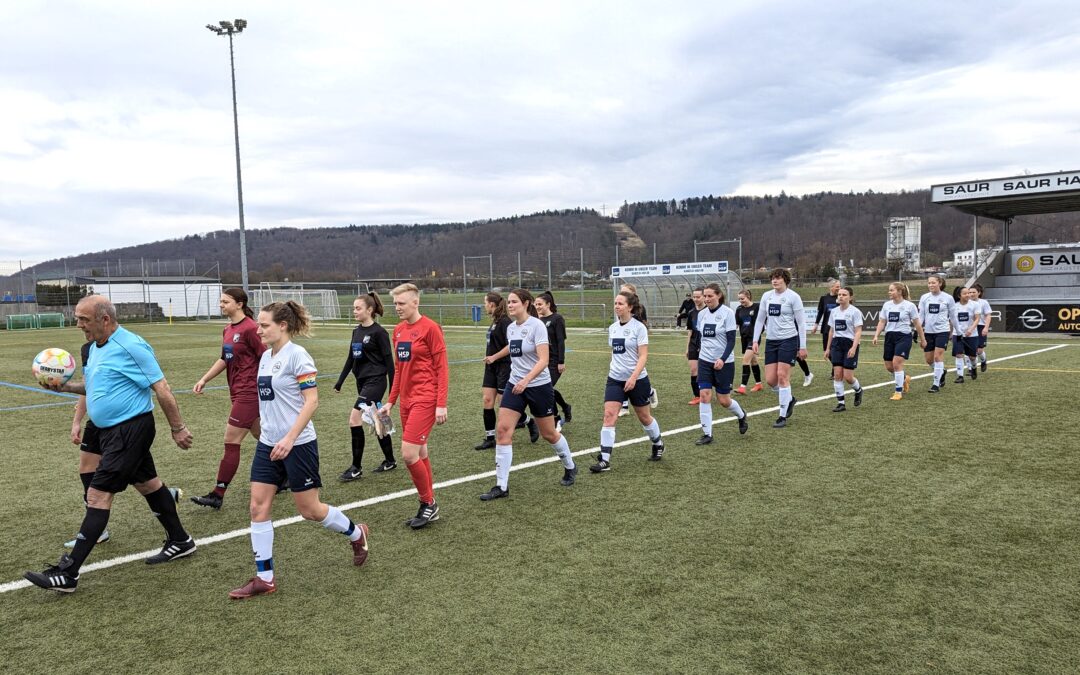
[{"xmin": 391, "ymin": 283, "xmax": 419, "ymax": 297}]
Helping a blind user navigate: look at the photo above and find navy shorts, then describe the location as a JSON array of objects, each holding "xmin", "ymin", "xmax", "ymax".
[
  {"xmin": 80, "ymin": 420, "xmax": 102, "ymax": 455},
  {"xmin": 697, "ymin": 360, "xmax": 735, "ymax": 394},
  {"xmin": 251, "ymin": 439, "xmax": 322, "ymax": 492},
  {"xmin": 764, "ymin": 336, "xmax": 800, "ymax": 366},
  {"xmin": 500, "ymin": 382, "xmax": 556, "ymax": 418},
  {"xmin": 605, "ymin": 375, "xmax": 652, "ymax": 407},
  {"xmin": 482, "ymin": 361, "xmax": 511, "ymax": 392},
  {"xmin": 883, "ymin": 332, "xmax": 912, "ymax": 361},
  {"xmin": 90, "ymin": 411, "xmax": 158, "ymax": 494},
  {"xmin": 353, "ymin": 376, "xmax": 387, "ymax": 409},
  {"xmin": 829, "ymin": 337, "xmax": 860, "ymax": 370},
  {"xmin": 923, "ymin": 332, "xmax": 950, "ymax": 352},
  {"xmin": 953, "ymin": 335, "xmax": 978, "ymax": 358},
  {"xmin": 977, "ymin": 327, "xmax": 988, "ymax": 349}
]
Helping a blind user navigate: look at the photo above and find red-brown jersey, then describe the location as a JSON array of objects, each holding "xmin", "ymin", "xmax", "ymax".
[
  {"xmin": 388, "ymin": 315, "xmax": 449, "ymax": 407},
  {"xmin": 222, "ymin": 316, "xmax": 266, "ymax": 402}
]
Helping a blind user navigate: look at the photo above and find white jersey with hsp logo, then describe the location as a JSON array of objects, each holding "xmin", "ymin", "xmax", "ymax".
[
  {"xmin": 828, "ymin": 305, "xmax": 864, "ymax": 341},
  {"xmin": 506, "ymin": 316, "xmax": 551, "ymax": 387},
  {"xmin": 880, "ymin": 299, "xmax": 919, "ymax": 334},
  {"xmin": 607, "ymin": 317, "xmax": 649, "ymax": 381},
  {"xmin": 977, "ymin": 298, "xmax": 992, "ymax": 327},
  {"xmin": 918, "ymin": 291, "xmax": 955, "ymax": 334},
  {"xmin": 752, "ymin": 288, "xmax": 807, "ymax": 347},
  {"xmin": 257, "ymin": 341, "xmax": 317, "ymax": 446},
  {"xmin": 696, "ymin": 304, "xmax": 737, "ymax": 364},
  {"xmin": 951, "ymin": 301, "xmax": 980, "ymax": 336}
]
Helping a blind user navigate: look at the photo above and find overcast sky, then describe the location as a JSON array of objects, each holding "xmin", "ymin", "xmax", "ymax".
[{"xmin": 3, "ymin": 0, "xmax": 1079, "ymax": 262}]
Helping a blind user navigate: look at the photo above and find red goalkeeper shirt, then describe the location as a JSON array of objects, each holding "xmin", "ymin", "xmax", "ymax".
[{"xmin": 388, "ymin": 315, "xmax": 449, "ymax": 407}]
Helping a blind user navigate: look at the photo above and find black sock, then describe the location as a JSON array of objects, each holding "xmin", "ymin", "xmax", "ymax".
[
  {"xmin": 741, "ymin": 365, "xmax": 750, "ymax": 386},
  {"xmin": 377, "ymin": 434, "xmax": 395, "ymax": 463},
  {"xmin": 69, "ymin": 506, "xmax": 111, "ymax": 572},
  {"xmin": 483, "ymin": 408, "xmax": 496, "ymax": 434},
  {"xmin": 797, "ymin": 358, "xmax": 810, "ymax": 376},
  {"xmin": 690, "ymin": 375, "xmax": 700, "ymax": 396},
  {"xmin": 79, "ymin": 472, "xmax": 94, "ymax": 504},
  {"xmin": 752, "ymin": 364, "xmax": 762, "ymax": 382},
  {"xmin": 350, "ymin": 425, "xmax": 365, "ymax": 467},
  {"xmin": 144, "ymin": 485, "xmax": 188, "ymax": 542}
]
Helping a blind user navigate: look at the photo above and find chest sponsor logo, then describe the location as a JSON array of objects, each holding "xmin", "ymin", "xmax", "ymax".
[
  {"xmin": 397, "ymin": 341, "xmax": 412, "ymax": 362},
  {"xmin": 888, "ymin": 311, "xmax": 900, "ymax": 322},
  {"xmin": 257, "ymin": 375, "xmax": 275, "ymax": 401},
  {"xmin": 702, "ymin": 324, "xmax": 717, "ymax": 338},
  {"xmin": 768, "ymin": 304, "xmax": 781, "ymax": 316},
  {"xmin": 509, "ymin": 340, "xmax": 523, "ymax": 357},
  {"xmin": 223, "ymin": 344, "xmax": 234, "ymax": 361},
  {"xmin": 611, "ymin": 338, "xmax": 626, "ymax": 354},
  {"xmin": 352, "ymin": 342, "xmax": 363, "ymax": 358},
  {"xmin": 958, "ymin": 311, "xmax": 969, "ymax": 322},
  {"xmin": 928, "ymin": 304, "xmax": 940, "ymax": 314},
  {"xmin": 834, "ymin": 320, "xmax": 848, "ymax": 331}
]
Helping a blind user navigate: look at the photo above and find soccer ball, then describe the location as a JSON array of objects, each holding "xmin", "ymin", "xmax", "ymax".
[{"xmin": 32, "ymin": 348, "xmax": 76, "ymax": 387}]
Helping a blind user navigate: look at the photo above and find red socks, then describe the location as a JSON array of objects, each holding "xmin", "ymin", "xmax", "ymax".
[
  {"xmin": 407, "ymin": 457, "xmax": 435, "ymax": 504},
  {"xmin": 214, "ymin": 443, "xmax": 242, "ymax": 496}
]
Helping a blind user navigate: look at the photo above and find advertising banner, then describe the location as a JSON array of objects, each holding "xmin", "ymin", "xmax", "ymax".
[
  {"xmin": 1008, "ymin": 250, "xmax": 1080, "ymax": 274},
  {"xmin": 611, "ymin": 261, "xmax": 728, "ymax": 278}
]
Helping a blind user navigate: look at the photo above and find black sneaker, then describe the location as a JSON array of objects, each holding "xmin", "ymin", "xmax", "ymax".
[
  {"xmin": 954, "ymin": 375, "xmax": 965, "ymax": 384},
  {"xmin": 527, "ymin": 418, "xmax": 540, "ymax": 443},
  {"xmin": 561, "ymin": 466, "xmax": 578, "ymax": 486},
  {"xmin": 191, "ymin": 492, "xmax": 223, "ymax": 510},
  {"xmin": 738, "ymin": 415, "xmax": 749, "ymax": 435},
  {"xmin": 773, "ymin": 416, "xmax": 787, "ymax": 428},
  {"xmin": 694, "ymin": 434, "xmax": 713, "ymax": 446},
  {"xmin": 650, "ymin": 442, "xmax": 665, "ymax": 461},
  {"xmin": 515, "ymin": 416, "xmax": 528, "ymax": 429},
  {"xmin": 24, "ymin": 555, "xmax": 79, "ymax": 593},
  {"xmin": 562, "ymin": 404, "xmax": 572, "ymax": 423},
  {"xmin": 146, "ymin": 537, "xmax": 196, "ymax": 565},
  {"xmin": 590, "ymin": 459, "xmax": 611, "ymax": 473},
  {"xmin": 980, "ymin": 360, "xmax": 987, "ymax": 373},
  {"xmin": 938, "ymin": 376, "xmax": 946, "ymax": 390},
  {"xmin": 409, "ymin": 501, "xmax": 440, "ymax": 530},
  {"xmin": 970, "ymin": 366, "xmax": 978, "ymax": 381},
  {"xmin": 338, "ymin": 466, "xmax": 362, "ymax": 482},
  {"xmin": 786, "ymin": 396, "xmax": 798, "ymax": 418},
  {"xmin": 832, "ymin": 403, "xmax": 846, "ymax": 413},
  {"xmin": 854, "ymin": 389, "xmax": 863, "ymax": 407},
  {"xmin": 373, "ymin": 460, "xmax": 397, "ymax": 473},
  {"xmin": 479, "ymin": 485, "xmax": 508, "ymax": 501},
  {"xmin": 474, "ymin": 436, "xmax": 496, "ymax": 451},
  {"xmin": 928, "ymin": 384, "xmax": 940, "ymax": 393}
]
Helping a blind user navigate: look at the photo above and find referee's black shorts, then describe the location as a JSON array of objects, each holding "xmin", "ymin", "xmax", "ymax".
[{"xmin": 89, "ymin": 411, "xmax": 159, "ymax": 494}]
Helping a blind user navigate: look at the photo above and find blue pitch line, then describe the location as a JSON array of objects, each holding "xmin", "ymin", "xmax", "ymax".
[{"xmin": 0, "ymin": 380, "xmax": 79, "ymax": 398}]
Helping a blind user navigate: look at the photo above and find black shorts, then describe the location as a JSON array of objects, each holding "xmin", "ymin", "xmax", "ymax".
[
  {"xmin": 251, "ymin": 439, "xmax": 322, "ymax": 492},
  {"xmin": 89, "ymin": 411, "xmax": 158, "ymax": 494},
  {"xmin": 739, "ymin": 332, "xmax": 755, "ymax": 354},
  {"xmin": 482, "ymin": 361, "xmax": 511, "ymax": 392},
  {"xmin": 548, "ymin": 365, "xmax": 562, "ymax": 386},
  {"xmin": 500, "ymin": 382, "xmax": 556, "ymax": 418},
  {"xmin": 687, "ymin": 336, "xmax": 701, "ymax": 361},
  {"xmin": 604, "ymin": 375, "xmax": 652, "ymax": 407},
  {"xmin": 353, "ymin": 376, "xmax": 388, "ymax": 409},
  {"xmin": 80, "ymin": 420, "xmax": 102, "ymax": 455},
  {"xmin": 829, "ymin": 337, "xmax": 859, "ymax": 370},
  {"xmin": 952, "ymin": 336, "xmax": 978, "ymax": 358},
  {"xmin": 977, "ymin": 326, "xmax": 988, "ymax": 349}
]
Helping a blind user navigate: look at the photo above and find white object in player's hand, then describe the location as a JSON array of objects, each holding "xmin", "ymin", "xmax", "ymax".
[{"xmin": 32, "ymin": 348, "xmax": 76, "ymax": 387}]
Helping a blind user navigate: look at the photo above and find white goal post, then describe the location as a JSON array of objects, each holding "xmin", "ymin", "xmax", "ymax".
[{"xmin": 611, "ymin": 261, "xmax": 744, "ymax": 328}]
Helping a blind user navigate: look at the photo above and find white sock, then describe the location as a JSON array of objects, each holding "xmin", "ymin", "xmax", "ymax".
[
  {"xmin": 955, "ymin": 357, "xmax": 964, "ymax": 376},
  {"xmin": 894, "ymin": 370, "xmax": 904, "ymax": 392},
  {"xmin": 933, "ymin": 361, "xmax": 944, "ymax": 385},
  {"xmin": 251, "ymin": 520, "xmax": 275, "ymax": 581},
  {"xmin": 321, "ymin": 506, "xmax": 362, "ymax": 542},
  {"xmin": 495, "ymin": 444, "xmax": 512, "ymax": 490},
  {"xmin": 833, "ymin": 380, "xmax": 845, "ymax": 400},
  {"xmin": 551, "ymin": 435, "xmax": 574, "ymax": 469},
  {"xmin": 725, "ymin": 399, "xmax": 745, "ymax": 419},
  {"xmin": 980, "ymin": 352, "xmax": 987, "ymax": 363},
  {"xmin": 770, "ymin": 384, "xmax": 780, "ymax": 393},
  {"xmin": 600, "ymin": 426, "xmax": 616, "ymax": 448},
  {"xmin": 851, "ymin": 378, "xmax": 861, "ymax": 391},
  {"xmin": 698, "ymin": 401, "xmax": 713, "ymax": 435},
  {"xmin": 641, "ymin": 419, "xmax": 661, "ymax": 443},
  {"xmin": 486, "ymin": 430, "xmax": 495, "ymax": 438},
  {"xmin": 779, "ymin": 386, "xmax": 792, "ymax": 416}
]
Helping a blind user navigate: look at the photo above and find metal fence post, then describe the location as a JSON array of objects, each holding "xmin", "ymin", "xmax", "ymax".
[{"xmin": 579, "ymin": 247, "xmax": 585, "ymax": 320}]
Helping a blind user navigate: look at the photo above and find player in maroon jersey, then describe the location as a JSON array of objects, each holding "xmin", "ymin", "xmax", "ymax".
[
  {"xmin": 191, "ymin": 288, "xmax": 267, "ymax": 510},
  {"xmin": 378, "ymin": 283, "xmax": 449, "ymax": 530}
]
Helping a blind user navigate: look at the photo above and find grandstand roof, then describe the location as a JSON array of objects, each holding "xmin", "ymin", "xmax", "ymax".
[{"xmin": 931, "ymin": 169, "xmax": 1080, "ymax": 220}]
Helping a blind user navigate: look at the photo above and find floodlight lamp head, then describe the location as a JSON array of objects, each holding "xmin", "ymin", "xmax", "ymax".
[
  {"xmin": 206, "ymin": 24, "xmax": 222, "ymax": 33},
  {"xmin": 235, "ymin": 19, "xmax": 247, "ymax": 31},
  {"xmin": 219, "ymin": 20, "xmax": 233, "ymax": 30}
]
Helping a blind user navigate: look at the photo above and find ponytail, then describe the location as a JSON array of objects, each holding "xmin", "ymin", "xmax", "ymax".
[
  {"xmin": 223, "ymin": 287, "xmax": 254, "ymax": 319},
  {"xmin": 263, "ymin": 300, "xmax": 312, "ymax": 337},
  {"xmin": 357, "ymin": 292, "xmax": 384, "ymax": 318}
]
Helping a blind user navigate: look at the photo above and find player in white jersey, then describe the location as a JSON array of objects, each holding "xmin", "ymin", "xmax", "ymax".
[
  {"xmin": 871, "ymin": 282, "xmax": 925, "ymax": 401},
  {"xmin": 918, "ymin": 274, "xmax": 956, "ymax": 393},
  {"xmin": 971, "ymin": 283, "xmax": 991, "ymax": 372},
  {"xmin": 751, "ymin": 268, "xmax": 808, "ymax": 428},
  {"xmin": 480, "ymin": 289, "xmax": 577, "ymax": 501},
  {"xmin": 229, "ymin": 301, "xmax": 370, "ymax": 599},
  {"xmin": 692, "ymin": 283, "xmax": 749, "ymax": 444},
  {"xmin": 826, "ymin": 287, "xmax": 864, "ymax": 412},
  {"xmin": 950, "ymin": 287, "xmax": 982, "ymax": 384},
  {"xmin": 591, "ymin": 291, "xmax": 666, "ymax": 472}
]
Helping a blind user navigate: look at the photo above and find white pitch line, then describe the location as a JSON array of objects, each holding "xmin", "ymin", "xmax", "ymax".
[{"xmin": 1, "ymin": 343, "xmax": 1068, "ymax": 595}]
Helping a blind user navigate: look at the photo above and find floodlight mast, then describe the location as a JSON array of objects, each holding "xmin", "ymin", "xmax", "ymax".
[{"xmin": 206, "ymin": 18, "xmax": 250, "ymax": 292}]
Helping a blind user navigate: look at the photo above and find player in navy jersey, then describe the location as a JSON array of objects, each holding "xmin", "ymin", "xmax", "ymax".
[
  {"xmin": 811, "ymin": 280, "xmax": 841, "ymax": 351},
  {"xmin": 971, "ymin": 283, "xmax": 992, "ymax": 372},
  {"xmin": 535, "ymin": 291, "xmax": 571, "ymax": 429},
  {"xmin": 871, "ymin": 282, "xmax": 925, "ymax": 400},
  {"xmin": 479, "ymin": 289, "xmax": 577, "ymax": 500},
  {"xmin": 333, "ymin": 293, "xmax": 397, "ymax": 480},
  {"xmin": 734, "ymin": 289, "xmax": 763, "ymax": 395},
  {"xmin": 752, "ymin": 269, "xmax": 808, "ymax": 428},
  {"xmin": 685, "ymin": 287, "xmax": 705, "ymax": 405},
  {"xmin": 950, "ymin": 287, "xmax": 981, "ymax": 384},
  {"xmin": 826, "ymin": 287, "xmax": 864, "ymax": 412},
  {"xmin": 918, "ymin": 274, "xmax": 956, "ymax": 393},
  {"xmin": 591, "ymin": 291, "xmax": 666, "ymax": 472},
  {"xmin": 693, "ymin": 283, "xmax": 749, "ymax": 444},
  {"xmin": 191, "ymin": 288, "xmax": 265, "ymax": 510},
  {"xmin": 229, "ymin": 301, "xmax": 370, "ymax": 599}
]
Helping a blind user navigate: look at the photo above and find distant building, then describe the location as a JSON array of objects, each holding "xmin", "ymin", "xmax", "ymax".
[{"xmin": 949, "ymin": 248, "xmax": 995, "ymax": 269}]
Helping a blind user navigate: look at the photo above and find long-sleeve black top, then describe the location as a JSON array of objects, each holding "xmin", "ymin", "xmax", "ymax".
[{"xmin": 335, "ymin": 322, "xmax": 395, "ymax": 391}]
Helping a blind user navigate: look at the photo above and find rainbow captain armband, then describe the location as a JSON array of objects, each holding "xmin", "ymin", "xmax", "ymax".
[{"xmin": 297, "ymin": 372, "xmax": 318, "ymax": 390}]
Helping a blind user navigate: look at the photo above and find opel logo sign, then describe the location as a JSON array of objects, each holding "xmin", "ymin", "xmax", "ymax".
[{"xmin": 1018, "ymin": 308, "xmax": 1046, "ymax": 330}]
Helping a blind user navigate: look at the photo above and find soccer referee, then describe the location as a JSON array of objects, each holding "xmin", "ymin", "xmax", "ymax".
[{"xmin": 25, "ymin": 296, "xmax": 196, "ymax": 592}]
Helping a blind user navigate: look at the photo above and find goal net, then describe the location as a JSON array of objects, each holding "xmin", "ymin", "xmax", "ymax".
[
  {"xmin": 252, "ymin": 284, "xmax": 341, "ymax": 320},
  {"xmin": 36, "ymin": 312, "xmax": 65, "ymax": 328},
  {"xmin": 611, "ymin": 261, "xmax": 744, "ymax": 328},
  {"xmin": 5, "ymin": 314, "xmax": 36, "ymax": 330}
]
